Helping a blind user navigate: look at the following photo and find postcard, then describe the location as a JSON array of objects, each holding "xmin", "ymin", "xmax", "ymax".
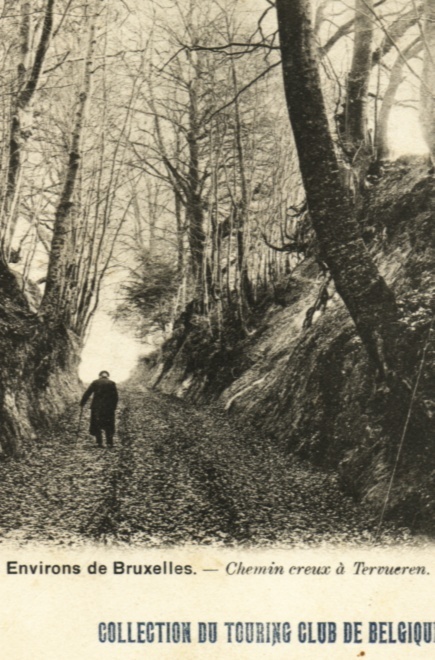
[{"xmin": 0, "ymin": 0, "xmax": 433, "ymax": 657}]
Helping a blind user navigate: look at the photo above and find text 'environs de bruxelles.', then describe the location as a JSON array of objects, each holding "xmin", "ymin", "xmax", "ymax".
[{"xmin": 3, "ymin": 561, "xmax": 193, "ymax": 575}]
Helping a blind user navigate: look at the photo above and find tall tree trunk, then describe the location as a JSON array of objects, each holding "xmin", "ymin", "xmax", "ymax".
[
  {"xmin": 3, "ymin": 0, "xmax": 55, "ymax": 257},
  {"xmin": 276, "ymin": 0, "xmax": 398, "ymax": 375},
  {"xmin": 421, "ymin": 0, "xmax": 435, "ymax": 165},
  {"xmin": 186, "ymin": 82, "xmax": 205, "ymax": 286},
  {"xmin": 345, "ymin": 0, "xmax": 374, "ymax": 155},
  {"xmin": 40, "ymin": 1, "xmax": 97, "ymax": 326},
  {"xmin": 230, "ymin": 54, "xmax": 254, "ymax": 315},
  {"xmin": 175, "ymin": 191, "xmax": 184, "ymax": 278}
]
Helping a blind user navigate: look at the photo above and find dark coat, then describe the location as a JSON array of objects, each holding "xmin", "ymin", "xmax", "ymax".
[{"xmin": 80, "ymin": 377, "xmax": 118, "ymax": 436}]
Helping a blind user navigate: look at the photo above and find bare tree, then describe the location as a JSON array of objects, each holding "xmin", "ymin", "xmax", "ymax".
[
  {"xmin": 345, "ymin": 0, "xmax": 374, "ymax": 155},
  {"xmin": 275, "ymin": 0, "xmax": 399, "ymax": 375},
  {"xmin": 0, "ymin": 0, "xmax": 141, "ymax": 454},
  {"xmin": 0, "ymin": 0, "xmax": 55, "ymax": 260},
  {"xmin": 40, "ymin": 0, "xmax": 101, "ymax": 323}
]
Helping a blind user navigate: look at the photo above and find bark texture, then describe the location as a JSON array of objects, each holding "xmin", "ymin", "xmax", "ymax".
[
  {"xmin": 40, "ymin": 4, "xmax": 97, "ymax": 324},
  {"xmin": 275, "ymin": 0, "xmax": 398, "ymax": 374},
  {"xmin": 186, "ymin": 82, "xmax": 206, "ymax": 285},
  {"xmin": 345, "ymin": 0, "xmax": 374, "ymax": 153}
]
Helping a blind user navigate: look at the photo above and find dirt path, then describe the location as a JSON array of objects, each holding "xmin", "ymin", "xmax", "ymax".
[{"xmin": 0, "ymin": 388, "xmax": 412, "ymax": 547}]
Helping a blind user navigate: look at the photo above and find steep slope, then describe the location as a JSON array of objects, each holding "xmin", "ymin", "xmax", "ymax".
[
  {"xmin": 0, "ymin": 264, "xmax": 81, "ymax": 456},
  {"xmin": 141, "ymin": 158, "xmax": 435, "ymax": 533}
]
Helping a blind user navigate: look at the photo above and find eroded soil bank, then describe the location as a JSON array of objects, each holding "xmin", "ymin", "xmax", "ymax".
[
  {"xmin": 143, "ymin": 159, "xmax": 435, "ymax": 533},
  {"xmin": 0, "ymin": 263, "xmax": 81, "ymax": 457}
]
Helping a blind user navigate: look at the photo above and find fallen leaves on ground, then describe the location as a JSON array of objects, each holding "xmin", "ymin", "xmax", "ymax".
[{"xmin": 0, "ymin": 387, "xmax": 416, "ymax": 548}]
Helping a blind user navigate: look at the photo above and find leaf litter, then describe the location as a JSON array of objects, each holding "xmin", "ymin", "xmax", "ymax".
[{"xmin": 0, "ymin": 387, "xmax": 418, "ymax": 548}]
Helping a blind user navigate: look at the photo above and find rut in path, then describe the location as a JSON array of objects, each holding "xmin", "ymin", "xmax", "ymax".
[{"xmin": 0, "ymin": 387, "xmax": 412, "ymax": 547}]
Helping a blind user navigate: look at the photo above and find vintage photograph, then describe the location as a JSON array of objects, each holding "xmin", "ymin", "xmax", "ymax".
[{"xmin": 0, "ymin": 0, "xmax": 434, "ymax": 555}]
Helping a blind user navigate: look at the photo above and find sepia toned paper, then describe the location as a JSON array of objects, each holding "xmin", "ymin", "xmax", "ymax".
[
  {"xmin": 1, "ymin": 545, "xmax": 435, "ymax": 658},
  {"xmin": 1, "ymin": 0, "xmax": 434, "ymax": 658}
]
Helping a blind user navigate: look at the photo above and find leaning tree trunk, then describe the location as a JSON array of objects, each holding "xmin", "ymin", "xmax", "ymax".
[
  {"xmin": 275, "ymin": 0, "xmax": 399, "ymax": 376},
  {"xmin": 420, "ymin": 0, "xmax": 435, "ymax": 166}
]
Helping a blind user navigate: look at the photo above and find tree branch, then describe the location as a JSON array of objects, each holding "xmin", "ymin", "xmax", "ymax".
[
  {"xmin": 18, "ymin": 0, "xmax": 54, "ymax": 109},
  {"xmin": 372, "ymin": 5, "xmax": 422, "ymax": 65},
  {"xmin": 204, "ymin": 60, "xmax": 282, "ymax": 125}
]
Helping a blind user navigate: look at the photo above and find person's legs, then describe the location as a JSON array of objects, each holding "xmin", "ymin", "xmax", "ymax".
[
  {"xmin": 95, "ymin": 429, "xmax": 103, "ymax": 447},
  {"xmin": 105, "ymin": 429, "xmax": 113, "ymax": 448}
]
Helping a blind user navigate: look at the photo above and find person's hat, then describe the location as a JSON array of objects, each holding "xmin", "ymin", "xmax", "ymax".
[{"xmin": 99, "ymin": 370, "xmax": 110, "ymax": 378}]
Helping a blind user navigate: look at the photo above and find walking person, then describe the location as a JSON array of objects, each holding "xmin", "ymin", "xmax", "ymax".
[{"xmin": 80, "ymin": 370, "xmax": 118, "ymax": 448}]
